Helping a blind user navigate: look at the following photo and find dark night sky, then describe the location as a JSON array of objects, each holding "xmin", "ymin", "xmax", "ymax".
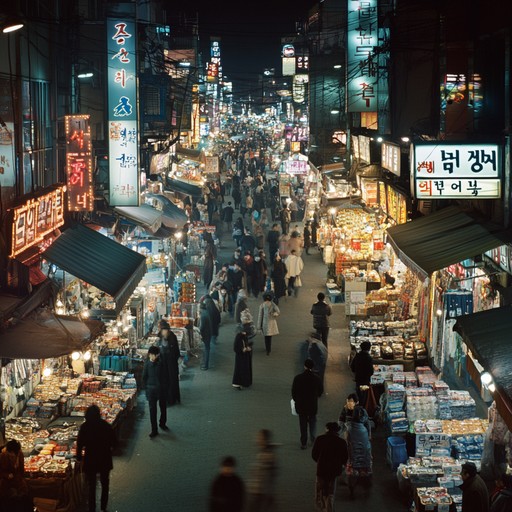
[{"xmin": 180, "ymin": 0, "xmax": 314, "ymax": 97}]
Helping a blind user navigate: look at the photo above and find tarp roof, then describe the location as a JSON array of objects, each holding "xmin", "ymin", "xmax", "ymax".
[
  {"xmin": 113, "ymin": 204, "xmax": 162, "ymax": 233},
  {"xmin": 144, "ymin": 193, "xmax": 188, "ymax": 229},
  {"xmin": 386, "ymin": 206, "xmax": 512, "ymax": 280},
  {"xmin": 176, "ymin": 145, "xmax": 203, "ymax": 162},
  {"xmin": 0, "ymin": 310, "xmax": 104, "ymax": 359},
  {"xmin": 42, "ymin": 224, "xmax": 147, "ymax": 313},
  {"xmin": 165, "ymin": 177, "xmax": 202, "ymax": 198},
  {"xmin": 453, "ymin": 306, "xmax": 512, "ymax": 424}
]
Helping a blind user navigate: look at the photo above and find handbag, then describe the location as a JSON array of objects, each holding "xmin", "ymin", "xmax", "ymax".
[
  {"xmin": 295, "ymin": 275, "xmax": 302, "ymax": 287},
  {"xmin": 290, "ymin": 398, "xmax": 298, "ymax": 416}
]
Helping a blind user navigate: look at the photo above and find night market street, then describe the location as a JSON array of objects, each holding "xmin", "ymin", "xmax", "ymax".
[{"xmin": 104, "ymin": 221, "xmax": 406, "ymax": 512}]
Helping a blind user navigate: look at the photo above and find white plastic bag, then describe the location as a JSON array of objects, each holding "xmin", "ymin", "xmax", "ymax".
[{"xmin": 290, "ymin": 398, "xmax": 298, "ymax": 416}]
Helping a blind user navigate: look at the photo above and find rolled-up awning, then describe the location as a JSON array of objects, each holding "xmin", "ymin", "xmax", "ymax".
[
  {"xmin": 0, "ymin": 310, "xmax": 105, "ymax": 359},
  {"xmin": 42, "ymin": 224, "xmax": 147, "ymax": 313},
  {"xmin": 453, "ymin": 306, "xmax": 512, "ymax": 430},
  {"xmin": 386, "ymin": 206, "xmax": 512, "ymax": 280},
  {"xmin": 113, "ymin": 204, "xmax": 163, "ymax": 233}
]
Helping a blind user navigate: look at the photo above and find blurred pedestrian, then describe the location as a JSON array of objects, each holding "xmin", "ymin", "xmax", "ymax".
[
  {"xmin": 270, "ymin": 254, "xmax": 287, "ymax": 305},
  {"xmin": 346, "ymin": 406, "xmax": 373, "ymax": 497},
  {"xmin": 142, "ymin": 345, "xmax": 166, "ymax": 438},
  {"xmin": 203, "ymin": 234, "xmax": 217, "ymax": 290},
  {"xmin": 247, "ymin": 429, "xmax": 278, "ymax": 512},
  {"xmin": 232, "ymin": 327, "xmax": 253, "ymax": 390},
  {"xmin": 251, "ymin": 251, "xmax": 268, "ymax": 298},
  {"xmin": 199, "ymin": 302, "xmax": 213, "ymax": 370},
  {"xmin": 490, "ymin": 472, "xmax": 512, "ymax": 512},
  {"xmin": 267, "ymin": 224, "xmax": 280, "ymax": 262},
  {"xmin": 291, "ymin": 358, "xmax": 324, "ymax": 450},
  {"xmin": 157, "ymin": 320, "xmax": 181, "ymax": 409},
  {"xmin": 300, "ymin": 332, "xmax": 328, "ymax": 385},
  {"xmin": 350, "ymin": 341, "xmax": 374, "ymax": 404},
  {"xmin": 222, "ymin": 201, "xmax": 235, "ymax": 232},
  {"xmin": 76, "ymin": 405, "xmax": 116, "ymax": 512},
  {"xmin": 338, "ymin": 393, "xmax": 360, "ymax": 437},
  {"xmin": 310, "ymin": 292, "xmax": 333, "ymax": 348},
  {"xmin": 257, "ymin": 293, "xmax": 280, "ymax": 356},
  {"xmin": 303, "ymin": 221, "xmax": 312, "ymax": 255},
  {"xmin": 209, "ymin": 456, "xmax": 245, "ymax": 512},
  {"xmin": 312, "ymin": 422, "xmax": 348, "ymax": 512},
  {"xmin": 285, "ymin": 249, "xmax": 304, "ymax": 297}
]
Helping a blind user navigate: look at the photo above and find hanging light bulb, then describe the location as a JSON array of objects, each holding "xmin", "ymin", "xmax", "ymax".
[
  {"xmin": 80, "ymin": 309, "xmax": 90, "ymax": 318},
  {"xmin": 43, "ymin": 367, "xmax": 53, "ymax": 377},
  {"xmin": 56, "ymin": 299, "xmax": 64, "ymax": 308},
  {"xmin": 71, "ymin": 351, "xmax": 81, "ymax": 361},
  {"xmin": 480, "ymin": 372, "xmax": 493, "ymax": 386},
  {"xmin": 83, "ymin": 351, "xmax": 92, "ymax": 361}
]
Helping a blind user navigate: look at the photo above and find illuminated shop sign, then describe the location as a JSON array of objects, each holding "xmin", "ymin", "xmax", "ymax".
[
  {"xmin": 0, "ymin": 122, "xmax": 15, "ymax": 187},
  {"xmin": 347, "ymin": 0, "xmax": 378, "ymax": 112},
  {"xmin": 9, "ymin": 185, "xmax": 66, "ymax": 257},
  {"xmin": 381, "ymin": 142, "xmax": 400, "ymax": 176},
  {"xmin": 359, "ymin": 135, "xmax": 371, "ymax": 164},
  {"xmin": 282, "ymin": 57, "xmax": 295, "ymax": 77},
  {"xmin": 107, "ymin": 18, "xmax": 139, "ymax": 206},
  {"xmin": 352, "ymin": 135, "xmax": 360, "ymax": 159},
  {"xmin": 296, "ymin": 55, "xmax": 309, "ymax": 72},
  {"xmin": 65, "ymin": 115, "xmax": 94, "ymax": 211},
  {"xmin": 413, "ymin": 142, "xmax": 501, "ymax": 199},
  {"xmin": 282, "ymin": 44, "xmax": 295, "ymax": 57}
]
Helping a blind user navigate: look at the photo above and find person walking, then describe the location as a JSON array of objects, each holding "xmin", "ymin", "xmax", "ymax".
[
  {"xmin": 346, "ymin": 405, "xmax": 373, "ymax": 497},
  {"xmin": 203, "ymin": 235, "xmax": 217, "ymax": 290},
  {"xmin": 142, "ymin": 345, "xmax": 167, "ymax": 438},
  {"xmin": 490, "ymin": 473, "xmax": 512, "ymax": 512},
  {"xmin": 310, "ymin": 292, "xmax": 333, "ymax": 348},
  {"xmin": 287, "ymin": 230, "xmax": 303, "ymax": 256},
  {"xmin": 350, "ymin": 341, "xmax": 374, "ymax": 404},
  {"xmin": 202, "ymin": 294, "xmax": 222, "ymax": 345},
  {"xmin": 257, "ymin": 293, "xmax": 280, "ymax": 356},
  {"xmin": 299, "ymin": 332, "xmax": 328, "ymax": 385},
  {"xmin": 338, "ymin": 393, "xmax": 360, "ymax": 436},
  {"xmin": 234, "ymin": 288, "xmax": 250, "ymax": 327},
  {"xmin": 209, "ymin": 456, "xmax": 245, "ymax": 512},
  {"xmin": 76, "ymin": 404, "xmax": 116, "ymax": 512},
  {"xmin": 267, "ymin": 224, "xmax": 280, "ymax": 262},
  {"xmin": 232, "ymin": 327, "xmax": 253, "ymax": 390},
  {"xmin": 291, "ymin": 358, "xmax": 324, "ymax": 450},
  {"xmin": 312, "ymin": 422, "xmax": 349, "ymax": 512},
  {"xmin": 280, "ymin": 206, "xmax": 291, "ymax": 235},
  {"xmin": 247, "ymin": 429, "xmax": 278, "ymax": 512},
  {"xmin": 303, "ymin": 221, "xmax": 312, "ymax": 255},
  {"xmin": 270, "ymin": 254, "xmax": 287, "ymax": 305},
  {"xmin": 460, "ymin": 462, "xmax": 490, "ymax": 512},
  {"xmin": 251, "ymin": 251, "xmax": 267, "ymax": 299},
  {"xmin": 157, "ymin": 321, "xmax": 181, "ymax": 410},
  {"xmin": 199, "ymin": 301, "xmax": 213, "ymax": 370},
  {"xmin": 285, "ymin": 249, "xmax": 304, "ymax": 297}
]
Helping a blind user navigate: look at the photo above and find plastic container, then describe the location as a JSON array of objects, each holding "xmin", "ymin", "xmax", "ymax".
[{"xmin": 387, "ymin": 435, "xmax": 408, "ymax": 470}]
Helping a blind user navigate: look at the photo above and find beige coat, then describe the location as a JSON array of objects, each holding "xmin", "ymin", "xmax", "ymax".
[{"xmin": 257, "ymin": 301, "xmax": 280, "ymax": 336}]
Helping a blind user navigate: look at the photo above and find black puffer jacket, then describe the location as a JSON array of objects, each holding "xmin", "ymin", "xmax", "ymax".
[{"xmin": 310, "ymin": 301, "xmax": 332, "ymax": 329}]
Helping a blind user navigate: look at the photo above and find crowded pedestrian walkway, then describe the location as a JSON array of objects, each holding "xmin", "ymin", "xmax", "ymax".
[{"xmin": 105, "ymin": 195, "xmax": 406, "ymax": 512}]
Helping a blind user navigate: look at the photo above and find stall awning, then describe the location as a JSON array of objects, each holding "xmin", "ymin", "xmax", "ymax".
[
  {"xmin": 144, "ymin": 193, "xmax": 188, "ymax": 229},
  {"xmin": 453, "ymin": 306, "xmax": 512, "ymax": 428},
  {"xmin": 113, "ymin": 204, "xmax": 162, "ymax": 233},
  {"xmin": 42, "ymin": 224, "xmax": 147, "ymax": 312},
  {"xmin": 385, "ymin": 206, "xmax": 512, "ymax": 280},
  {"xmin": 165, "ymin": 177, "xmax": 202, "ymax": 198},
  {"xmin": 176, "ymin": 145, "xmax": 203, "ymax": 162},
  {"xmin": 0, "ymin": 310, "xmax": 105, "ymax": 359}
]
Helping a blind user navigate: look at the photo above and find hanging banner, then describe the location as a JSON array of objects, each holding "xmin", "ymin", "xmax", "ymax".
[
  {"xmin": 65, "ymin": 115, "xmax": 94, "ymax": 211},
  {"xmin": 107, "ymin": 17, "xmax": 139, "ymax": 206},
  {"xmin": 347, "ymin": 0, "xmax": 378, "ymax": 112}
]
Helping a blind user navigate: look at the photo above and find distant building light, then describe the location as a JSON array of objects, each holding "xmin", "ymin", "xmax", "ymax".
[
  {"xmin": 401, "ymin": 136, "xmax": 410, "ymax": 142},
  {"xmin": 330, "ymin": 109, "xmax": 340, "ymax": 115},
  {"xmin": 333, "ymin": 64, "xmax": 342, "ymax": 69},
  {"xmin": 77, "ymin": 71, "xmax": 94, "ymax": 79}
]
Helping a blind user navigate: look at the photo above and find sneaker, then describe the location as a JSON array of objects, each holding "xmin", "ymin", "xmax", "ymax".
[{"xmin": 149, "ymin": 431, "xmax": 158, "ymax": 438}]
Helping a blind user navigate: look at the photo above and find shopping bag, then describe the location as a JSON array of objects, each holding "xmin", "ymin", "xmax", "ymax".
[
  {"xmin": 290, "ymin": 398, "xmax": 298, "ymax": 416},
  {"xmin": 364, "ymin": 385, "xmax": 378, "ymax": 418}
]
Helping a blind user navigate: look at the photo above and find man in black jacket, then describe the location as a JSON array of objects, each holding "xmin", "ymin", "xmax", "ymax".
[
  {"xmin": 142, "ymin": 346, "xmax": 166, "ymax": 438},
  {"xmin": 350, "ymin": 341, "xmax": 374, "ymax": 404},
  {"xmin": 291, "ymin": 358, "xmax": 324, "ymax": 450},
  {"xmin": 310, "ymin": 292, "xmax": 333, "ymax": 348},
  {"xmin": 267, "ymin": 224, "xmax": 280, "ymax": 263},
  {"xmin": 312, "ymin": 422, "xmax": 348, "ymax": 512}
]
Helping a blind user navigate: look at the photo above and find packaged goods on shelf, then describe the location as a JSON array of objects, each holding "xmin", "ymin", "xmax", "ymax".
[
  {"xmin": 406, "ymin": 391, "xmax": 438, "ymax": 422},
  {"xmin": 415, "ymin": 486, "xmax": 453, "ymax": 511},
  {"xmin": 437, "ymin": 391, "xmax": 476, "ymax": 420}
]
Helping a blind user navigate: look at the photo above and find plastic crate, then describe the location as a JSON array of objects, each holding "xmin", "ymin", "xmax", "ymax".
[{"xmin": 386, "ymin": 435, "xmax": 408, "ymax": 470}]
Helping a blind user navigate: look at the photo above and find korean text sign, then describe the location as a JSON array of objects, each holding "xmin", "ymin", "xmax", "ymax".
[
  {"xmin": 107, "ymin": 18, "xmax": 139, "ymax": 206},
  {"xmin": 413, "ymin": 142, "xmax": 501, "ymax": 199}
]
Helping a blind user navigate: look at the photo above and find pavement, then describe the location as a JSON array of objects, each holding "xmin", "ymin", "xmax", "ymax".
[{"xmin": 103, "ymin": 210, "xmax": 409, "ymax": 512}]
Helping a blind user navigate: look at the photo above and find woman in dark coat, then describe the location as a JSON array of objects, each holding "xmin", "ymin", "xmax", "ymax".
[
  {"xmin": 346, "ymin": 405, "xmax": 373, "ymax": 497},
  {"xmin": 251, "ymin": 252, "xmax": 268, "ymax": 298},
  {"xmin": 303, "ymin": 222, "xmax": 312, "ymax": 255},
  {"xmin": 76, "ymin": 405, "xmax": 116, "ymax": 512},
  {"xmin": 232, "ymin": 328, "xmax": 253, "ymax": 389},
  {"xmin": 203, "ymin": 238, "xmax": 217, "ymax": 290},
  {"xmin": 270, "ymin": 254, "xmax": 287, "ymax": 304},
  {"xmin": 158, "ymin": 321, "xmax": 181, "ymax": 405}
]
